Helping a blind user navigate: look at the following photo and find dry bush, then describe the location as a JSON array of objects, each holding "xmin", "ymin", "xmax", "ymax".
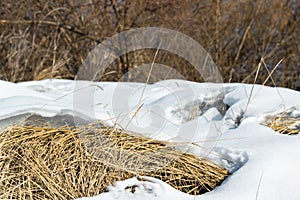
[
  {"xmin": 0, "ymin": 0, "xmax": 299, "ymax": 89},
  {"xmin": 0, "ymin": 123, "xmax": 228, "ymax": 199}
]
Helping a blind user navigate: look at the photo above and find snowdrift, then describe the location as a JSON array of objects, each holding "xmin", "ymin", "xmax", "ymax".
[{"xmin": 0, "ymin": 79, "xmax": 299, "ymax": 200}]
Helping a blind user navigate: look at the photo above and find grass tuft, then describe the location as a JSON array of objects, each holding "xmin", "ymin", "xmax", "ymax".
[
  {"xmin": 263, "ymin": 110, "xmax": 300, "ymax": 135},
  {"xmin": 0, "ymin": 122, "xmax": 228, "ymax": 199}
]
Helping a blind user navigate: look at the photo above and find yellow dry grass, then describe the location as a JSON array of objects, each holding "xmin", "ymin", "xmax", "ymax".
[
  {"xmin": 0, "ymin": 123, "xmax": 228, "ymax": 199},
  {"xmin": 263, "ymin": 112, "xmax": 300, "ymax": 135}
]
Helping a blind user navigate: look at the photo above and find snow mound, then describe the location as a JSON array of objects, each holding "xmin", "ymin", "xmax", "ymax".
[{"xmin": 0, "ymin": 79, "xmax": 299, "ymax": 200}]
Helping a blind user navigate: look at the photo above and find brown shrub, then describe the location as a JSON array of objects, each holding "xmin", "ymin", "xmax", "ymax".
[{"xmin": 0, "ymin": 0, "xmax": 299, "ymax": 89}]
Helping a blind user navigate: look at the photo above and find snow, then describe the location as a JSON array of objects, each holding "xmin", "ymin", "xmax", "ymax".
[
  {"xmin": 1, "ymin": 79, "xmax": 300, "ymax": 200},
  {"xmin": 78, "ymin": 177, "xmax": 189, "ymax": 200}
]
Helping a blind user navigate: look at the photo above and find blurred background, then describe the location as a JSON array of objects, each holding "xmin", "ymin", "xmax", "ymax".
[{"xmin": 0, "ymin": 0, "xmax": 299, "ymax": 90}]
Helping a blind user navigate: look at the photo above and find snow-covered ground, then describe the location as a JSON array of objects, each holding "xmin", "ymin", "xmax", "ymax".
[{"xmin": 1, "ymin": 79, "xmax": 300, "ymax": 200}]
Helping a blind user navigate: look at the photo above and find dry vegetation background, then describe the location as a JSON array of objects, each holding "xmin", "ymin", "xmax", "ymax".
[{"xmin": 0, "ymin": 0, "xmax": 299, "ymax": 90}]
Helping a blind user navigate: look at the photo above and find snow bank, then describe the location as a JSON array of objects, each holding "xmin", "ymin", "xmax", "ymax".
[{"xmin": 0, "ymin": 79, "xmax": 299, "ymax": 200}]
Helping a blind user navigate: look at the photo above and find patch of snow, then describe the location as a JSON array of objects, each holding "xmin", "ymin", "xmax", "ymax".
[
  {"xmin": 0, "ymin": 79, "xmax": 299, "ymax": 200},
  {"xmin": 77, "ymin": 177, "xmax": 190, "ymax": 200}
]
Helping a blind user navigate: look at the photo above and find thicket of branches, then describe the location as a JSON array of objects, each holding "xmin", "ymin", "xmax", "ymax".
[{"xmin": 0, "ymin": 0, "xmax": 299, "ymax": 90}]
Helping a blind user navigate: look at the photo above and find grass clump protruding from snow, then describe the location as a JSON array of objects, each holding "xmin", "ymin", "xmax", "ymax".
[
  {"xmin": 0, "ymin": 123, "xmax": 228, "ymax": 199},
  {"xmin": 263, "ymin": 109, "xmax": 300, "ymax": 135}
]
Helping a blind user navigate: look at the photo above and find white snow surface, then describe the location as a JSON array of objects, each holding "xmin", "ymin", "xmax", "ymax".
[{"xmin": 1, "ymin": 79, "xmax": 300, "ymax": 200}]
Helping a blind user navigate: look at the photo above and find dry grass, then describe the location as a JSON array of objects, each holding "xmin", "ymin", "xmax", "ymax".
[
  {"xmin": 263, "ymin": 111, "xmax": 300, "ymax": 135},
  {"xmin": 0, "ymin": 0, "xmax": 299, "ymax": 90},
  {"xmin": 0, "ymin": 123, "xmax": 228, "ymax": 199}
]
